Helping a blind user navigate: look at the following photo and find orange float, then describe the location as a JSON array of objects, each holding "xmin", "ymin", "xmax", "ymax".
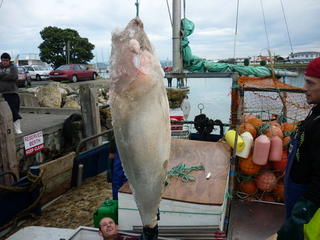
[
  {"xmin": 239, "ymin": 122, "xmax": 257, "ymax": 138},
  {"xmin": 272, "ymin": 150, "xmax": 288, "ymax": 172},
  {"xmin": 256, "ymin": 172, "xmax": 277, "ymax": 192},
  {"xmin": 239, "ymin": 154, "xmax": 262, "ymax": 175},
  {"xmin": 282, "ymin": 136, "xmax": 291, "ymax": 149},
  {"xmin": 246, "ymin": 117, "xmax": 263, "ymax": 128},
  {"xmin": 243, "ymin": 113, "xmax": 255, "ymax": 122},
  {"xmin": 265, "ymin": 125, "xmax": 283, "ymax": 138},
  {"xmin": 269, "ymin": 120, "xmax": 282, "ymax": 129},
  {"xmin": 239, "ymin": 180, "xmax": 257, "ymax": 195},
  {"xmin": 274, "ymin": 183, "xmax": 285, "ymax": 202},
  {"xmin": 281, "ymin": 122, "xmax": 297, "ymax": 133}
]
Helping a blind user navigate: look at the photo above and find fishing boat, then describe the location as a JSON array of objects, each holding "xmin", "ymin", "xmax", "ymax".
[{"xmin": 1, "ymin": 1, "xmax": 309, "ymax": 240}]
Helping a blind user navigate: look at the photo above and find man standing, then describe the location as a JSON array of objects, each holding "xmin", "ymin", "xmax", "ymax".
[
  {"xmin": 277, "ymin": 57, "xmax": 320, "ymax": 240},
  {"xmin": 0, "ymin": 52, "xmax": 22, "ymax": 134}
]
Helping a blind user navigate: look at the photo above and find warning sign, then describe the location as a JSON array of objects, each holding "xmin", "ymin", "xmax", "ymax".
[{"xmin": 23, "ymin": 131, "xmax": 44, "ymax": 156}]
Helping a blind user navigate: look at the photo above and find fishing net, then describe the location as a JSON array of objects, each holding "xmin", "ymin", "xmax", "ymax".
[
  {"xmin": 232, "ymin": 76, "xmax": 310, "ymax": 203},
  {"xmin": 238, "ymin": 76, "xmax": 311, "ymax": 122}
]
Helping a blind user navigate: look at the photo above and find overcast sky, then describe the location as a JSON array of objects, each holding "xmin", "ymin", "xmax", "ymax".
[{"xmin": 1, "ymin": 0, "xmax": 319, "ymax": 63}]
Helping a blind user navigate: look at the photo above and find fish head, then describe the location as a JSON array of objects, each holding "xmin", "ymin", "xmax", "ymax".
[{"xmin": 109, "ymin": 18, "xmax": 164, "ymax": 98}]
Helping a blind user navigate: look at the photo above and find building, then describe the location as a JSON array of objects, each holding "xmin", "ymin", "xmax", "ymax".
[
  {"xmin": 288, "ymin": 51, "xmax": 320, "ymax": 64},
  {"xmin": 13, "ymin": 53, "xmax": 49, "ymax": 66}
]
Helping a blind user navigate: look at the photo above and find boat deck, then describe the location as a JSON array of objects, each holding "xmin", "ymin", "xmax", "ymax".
[{"xmin": 228, "ymin": 200, "xmax": 285, "ymax": 240}]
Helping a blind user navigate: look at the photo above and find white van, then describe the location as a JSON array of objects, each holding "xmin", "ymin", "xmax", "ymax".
[{"xmin": 24, "ymin": 65, "xmax": 52, "ymax": 81}]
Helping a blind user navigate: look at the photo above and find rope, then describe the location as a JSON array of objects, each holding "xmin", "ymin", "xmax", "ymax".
[
  {"xmin": 233, "ymin": 0, "xmax": 240, "ymax": 58},
  {"xmin": 0, "ymin": 168, "xmax": 44, "ymax": 192},
  {"xmin": 259, "ymin": 0, "xmax": 271, "ymax": 51},
  {"xmin": 165, "ymin": 162, "xmax": 204, "ymax": 185},
  {"xmin": 183, "ymin": 0, "xmax": 186, "ymax": 19},
  {"xmin": 135, "ymin": 0, "xmax": 139, "ymax": 18},
  {"xmin": 0, "ymin": 169, "xmax": 45, "ymax": 233},
  {"xmin": 165, "ymin": 0, "xmax": 173, "ymax": 27},
  {"xmin": 279, "ymin": 0, "xmax": 294, "ymax": 54}
]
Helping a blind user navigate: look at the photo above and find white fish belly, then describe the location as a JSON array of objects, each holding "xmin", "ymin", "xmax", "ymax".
[{"xmin": 111, "ymin": 85, "xmax": 170, "ymax": 228}]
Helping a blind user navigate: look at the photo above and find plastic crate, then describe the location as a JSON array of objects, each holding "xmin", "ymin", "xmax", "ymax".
[{"xmin": 170, "ymin": 115, "xmax": 184, "ymax": 130}]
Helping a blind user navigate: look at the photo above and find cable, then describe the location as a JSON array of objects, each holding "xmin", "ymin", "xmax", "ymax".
[
  {"xmin": 279, "ymin": 0, "xmax": 294, "ymax": 54},
  {"xmin": 233, "ymin": 0, "xmax": 240, "ymax": 59},
  {"xmin": 259, "ymin": 0, "xmax": 271, "ymax": 51},
  {"xmin": 183, "ymin": 0, "xmax": 186, "ymax": 19},
  {"xmin": 165, "ymin": 0, "xmax": 173, "ymax": 27}
]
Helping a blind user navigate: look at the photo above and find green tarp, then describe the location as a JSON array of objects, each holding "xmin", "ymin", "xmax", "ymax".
[{"xmin": 181, "ymin": 18, "xmax": 273, "ymax": 77}]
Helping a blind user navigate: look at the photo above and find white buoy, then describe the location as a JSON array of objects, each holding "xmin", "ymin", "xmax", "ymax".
[{"xmin": 180, "ymin": 96, "xmax": 191, "ymax": 120}]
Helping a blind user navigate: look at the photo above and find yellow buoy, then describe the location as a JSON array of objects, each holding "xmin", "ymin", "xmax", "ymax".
[{"xmin": 225, "ymin": 129, "xmax": 245, "ymax": 152}]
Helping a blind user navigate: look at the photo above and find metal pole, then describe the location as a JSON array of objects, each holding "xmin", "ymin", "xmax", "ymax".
[
  {"xmin": 172, "ymin": 0, "xmax": 183, "ymax": 73},
  {"xmin": 77, "ymin": 164, "xmax": 84, "ymax": 187},
  {"xmin": 67, "ymin": 40, "xmax": 70, "ymax": 64}
]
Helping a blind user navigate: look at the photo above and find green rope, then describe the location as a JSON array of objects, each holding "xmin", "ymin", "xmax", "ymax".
[
  {"xmin": 166, "ymin": 162, "xmax": 205, "ymax": 185},
  {"xmin": 135, "ymin": 0, "xmax": 139, "ymax": 17}
]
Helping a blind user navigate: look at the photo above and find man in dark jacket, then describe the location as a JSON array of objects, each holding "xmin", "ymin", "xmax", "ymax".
[
  {"xmin": 277, "ymin": 57, "xmax": 320, "ymax": 240},
  {"xmin": 0, "ymin": 52, "xmax": 22, "ymax": 134}
]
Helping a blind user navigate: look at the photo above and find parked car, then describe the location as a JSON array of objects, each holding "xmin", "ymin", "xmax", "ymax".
[
  {"xmin": 49, "ymin": 64, "xmax": 98, "ymax": 83},
  {"xmin": 24, "ymin": 65, "xmax": 51, "ymax": 81},
  {"xmin": 17, "ymin": 66, "xmax": 31, "ymax": 87}
]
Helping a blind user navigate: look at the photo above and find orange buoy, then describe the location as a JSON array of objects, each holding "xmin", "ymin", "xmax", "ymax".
[
  {"xmin": 265, "ymin": 125, "xmax": 283, "ymax": 138},
  {"xmin": 239, "ymin": 180, "xmax": 257, "ymax": 195},
  {"xmin": 252, "ymin": 134, "xmax": 270, "ymax": 165},
  {"xmin": 274, "ymin": 183, "xmax": 285, "ymax": 202},
  {"xmin": 256, "ymin": 172, "xmax": 277, "ymax": 192},
  {"xmin": 272, "ymin": 150, "xmax": 288, "ymax": 172},
  {"xmin": 239, "ymin": 122, "xmax": 257, "ymax": 138},
  {"xmin": 269, "ymin": 136, "xmax": 283, "ymax": 161},
  {"xmin": 239, "ymin": 154, "xmax": 262, "ymax": 175},
  {"xmin": 282, "ymin": 136, "xmax": 291, "ymax": 149}
]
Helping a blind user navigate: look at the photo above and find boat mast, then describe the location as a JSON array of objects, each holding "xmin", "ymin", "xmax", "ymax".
[{"xmin": 172, "ymin": 0, "xmax": 183, "ymax": 73}]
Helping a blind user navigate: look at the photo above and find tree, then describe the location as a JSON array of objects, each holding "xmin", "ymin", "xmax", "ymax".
[
  {"xmin": 260, "ymin": 60, "xmax": 267, "ymax": 66},
  {"xmin": 244, "ymin": 58, "xmax": 250, "ymax": 66},
  {"xmin": 38, "ymin": 26, "xmax": 95, "ymax": 67}
]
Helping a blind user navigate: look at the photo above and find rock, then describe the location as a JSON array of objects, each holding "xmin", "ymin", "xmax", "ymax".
[
  {"xmin": 48, "ymin": 82, "xmax": 75, "ymax": 95},
  {"xmin": 63, "ymin": 99, "xmax": 81, "ymax": 109},
  {"xmin": 19, "ymin": 86, "xmax": 40, "ymax": 94},
  {"xmin": 97, "ymin": 96, "xmax": 108, "ymax": 105},
  {"xmin": 19, "ymin": 92, "xmax": 40, "ymax": 107},
  {"xmin": 37, "ymin": 86, "xmax": 62, "ymax": 108}
]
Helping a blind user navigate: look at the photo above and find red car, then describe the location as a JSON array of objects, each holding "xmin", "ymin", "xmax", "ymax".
[
  {"xmin": 17, "ymin": 66, "xmax": 31, "ymax": 87},
  {"xmin": 49, "ymin": 64, "xmax": 98, "ymax": 82}
]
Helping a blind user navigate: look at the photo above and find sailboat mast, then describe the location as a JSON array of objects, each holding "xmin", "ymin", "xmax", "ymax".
[{"xmin": 172, "ymin": 0, "xmax": 183, "ymax": 73}]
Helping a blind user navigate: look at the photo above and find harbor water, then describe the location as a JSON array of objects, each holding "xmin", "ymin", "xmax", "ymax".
[{"xmin": 167, "ymin": 71, "xmax": 306, "ymax": 126}]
